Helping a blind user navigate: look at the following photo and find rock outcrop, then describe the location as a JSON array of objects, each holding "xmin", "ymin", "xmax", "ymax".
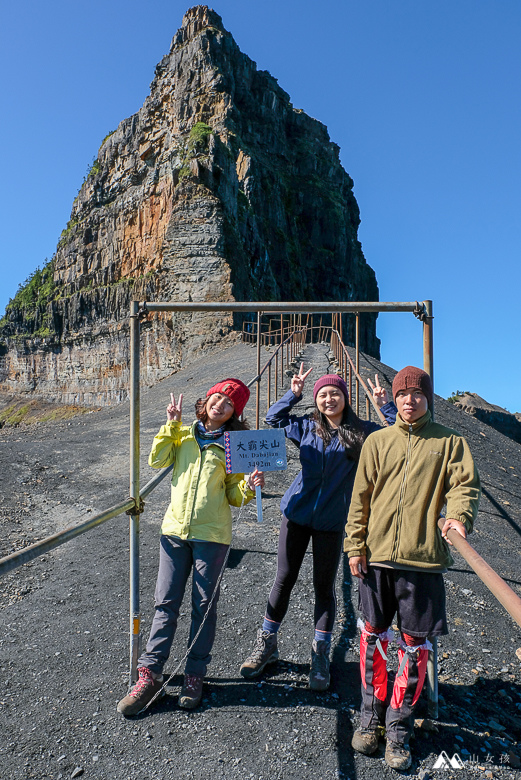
[
  {"xmin": 0, "ymin": 5, "xmax": 380, "ymax": 406},
  {"xmin": 451, "ymin": 392, "xmax": 521, "ymax": 445}
]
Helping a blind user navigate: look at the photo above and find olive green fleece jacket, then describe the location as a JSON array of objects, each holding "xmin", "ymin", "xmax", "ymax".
[
  {"xmin": 344, "ymin": 411, "xmax": 480, "ymax": 570},
  {"xmin": 148, "ymin": 420, "xmax": 255, "ymax": 545}
]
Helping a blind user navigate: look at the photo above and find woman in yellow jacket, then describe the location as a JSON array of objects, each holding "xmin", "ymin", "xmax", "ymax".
[{"xmin": 118, "ymin": 379, "xmax": 264, "ymax": 716}]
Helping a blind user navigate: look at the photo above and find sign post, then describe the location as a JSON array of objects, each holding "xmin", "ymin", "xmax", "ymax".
[{"xmin": 224, "ymin": 429, "xmax": 287, "ymax": 522}]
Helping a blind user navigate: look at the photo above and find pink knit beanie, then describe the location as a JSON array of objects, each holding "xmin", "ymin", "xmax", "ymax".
[{"xmin": 313, "ymin": 374, "xmax": 349, "ymax": 402}]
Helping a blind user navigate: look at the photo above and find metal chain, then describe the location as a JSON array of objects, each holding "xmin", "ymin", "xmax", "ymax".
[{"xmin": 137, "ymin": 492, "xmax": 248, "ymax": 714}]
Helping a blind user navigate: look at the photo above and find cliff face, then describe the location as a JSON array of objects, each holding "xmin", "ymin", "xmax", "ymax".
[{"xmin": 0, "ymin": 5, "xmax": 380, "ymax": 406}]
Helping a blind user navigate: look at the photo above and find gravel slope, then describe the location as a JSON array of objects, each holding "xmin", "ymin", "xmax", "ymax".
[{"xmin": 1, "ymin": 341, "xmax": 520, "ymax": 780}]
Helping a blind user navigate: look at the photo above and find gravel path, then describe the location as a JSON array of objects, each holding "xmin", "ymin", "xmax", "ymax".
[{"xmin": 1, "ymin": 340, "xmax": 520, "ymax": 779}]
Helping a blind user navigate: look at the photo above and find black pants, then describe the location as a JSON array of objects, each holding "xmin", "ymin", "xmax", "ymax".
[
  {"xmin": 358, "ymin": 565, "xmax": 448, "ymax": 638},
  {"xmin": 265, "ymin": 516, "xmax": 343, "ymax": 632}
]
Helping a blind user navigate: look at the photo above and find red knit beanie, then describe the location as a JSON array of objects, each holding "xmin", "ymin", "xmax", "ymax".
[
  {"xmin": 206, "ymin": 378, "xmax": 250, "ymax": 417},
  {"xmin": 392, "ymin": 366, "xmax": 433, "ymax": 406},
  {"xmin": 313, "ymin": 374, "xmax": 349, "ymax": 402}
]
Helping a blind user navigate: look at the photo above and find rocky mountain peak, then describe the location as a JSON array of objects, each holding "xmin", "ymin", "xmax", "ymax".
[
  {"xmin": 174, "ymin": 5, "xmax": 226, "ymax": 43},
  {"xmin": 0, "ymin": 6, "xmax": 380, "ymax": 406}
]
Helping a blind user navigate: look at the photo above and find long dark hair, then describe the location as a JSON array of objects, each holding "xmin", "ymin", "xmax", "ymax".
[
  {"xmin": 313, "ymin": 402, "xmax": 365, "ymax": 459},
  {"xmin": 195, "ymin": 398, "xmax": 249, "ymax": 431}
]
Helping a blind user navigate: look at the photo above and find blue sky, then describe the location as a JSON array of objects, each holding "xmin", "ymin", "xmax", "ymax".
[{"xmin": 1, "ymin": 1, "xmax": 520, "ymax": 412}]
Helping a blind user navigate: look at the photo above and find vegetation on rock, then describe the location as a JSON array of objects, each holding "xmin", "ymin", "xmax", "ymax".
[
  {"xmin": 177, "ymin": 122, "xmax": 214, "ymax": 181},
  {"xmin": 0, "ymin": 260, "xmax": 56, "ymax": 331},
  {"xmin": 447, "ymin": 390, "xmax": 470, "ymax": 404},
  {"xmin": 188, "ymin": 122, "xmax": 213, "ymax": 151}
]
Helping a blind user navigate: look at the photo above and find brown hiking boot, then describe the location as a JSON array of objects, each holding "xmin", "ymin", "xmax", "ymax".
[
  {"xmin": 178, "ymin": 674, "xmax": 204, "ymax": 709},
  {"xmin": 117, "ymin": 667, "xmax": 164, "ymax": 716},
  {"xmin": 351, "ymin": 727, "xmax": 383, "ymax": 755},
  {"xmin": 385, "ymin": 739, "xmax": 412, "ymax": 770},
  {"xmin": 240, "ymin": 629, "xmax": 279, "ymax": 678}
]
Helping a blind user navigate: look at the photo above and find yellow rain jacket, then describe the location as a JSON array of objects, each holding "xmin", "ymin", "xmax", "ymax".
[
  {"xmin": 148, "ymin": 420, "xmax": 255, "ymax": 545},
  {"xmin": 344, "ymin": 411, "xmax": 480, "ymax": 570}
]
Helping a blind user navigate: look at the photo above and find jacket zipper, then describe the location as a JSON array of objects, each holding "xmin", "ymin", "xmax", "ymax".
[
  {"xmin": 312, "ymin": 444, "xmax": 326, "ymax": 516},
  {"xmin": 188, "ymin": 442, "xmax": 225, "ymax": 528},
  {"xmin": 391, "ymin": 423, "xmax": 413, "ymax": 561}
]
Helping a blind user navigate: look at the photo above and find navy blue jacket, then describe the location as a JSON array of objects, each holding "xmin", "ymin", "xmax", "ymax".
[{"xmin": 266, "ymin": 389, "xmax": 396, "ymax": 532}]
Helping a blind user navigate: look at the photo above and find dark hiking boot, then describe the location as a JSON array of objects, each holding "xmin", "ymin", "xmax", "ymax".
[
  {"xmin": 309, "ymin": 639, "xmax": 330, "ymax": 691},
  {"xmin": 351, "ymin": 726, "xmax": 384, "ymax": 755},
  {"xmin": 385, "ymin": 739, "xmax": 412, "ymax": 770},
  {"xmin": 240, "ymin": 629, "xmax": 279, "ymax": 678},
  {"xmin": 178, "ymin": 674, "xmax": 204, "ymax": 709},
  {"xmin": 117, "ymin": 667, "xmax": 164, "ymax": 716}
]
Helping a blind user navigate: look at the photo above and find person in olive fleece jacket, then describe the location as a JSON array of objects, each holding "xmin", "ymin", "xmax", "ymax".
[{"xmin": 345, "ymin": 366, "xmax": 480, "ymax": 771}]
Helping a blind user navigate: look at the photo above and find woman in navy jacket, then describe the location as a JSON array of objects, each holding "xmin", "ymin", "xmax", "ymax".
[{"xmin": 240, "ymin": 366, "xmax": 396, "ymax": 690}]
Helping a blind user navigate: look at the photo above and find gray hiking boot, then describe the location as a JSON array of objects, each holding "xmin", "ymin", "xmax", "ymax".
[
  {"xmin": 309, "ymin": 639, "xmax": 330, "ymax": 691},
  {"xmin": 117, "ymin": 667, "xmax": 164, "ymax": 716},
  {"xmin": 178, "ymin": 673, "xmax": 204, "ymax": 709},
  {"xmin": 240, "ymin": 629, "xmax": 279, "ymax": 678},
  {"xmin": 385, "ymin": 739, "xmax": 412, "ymax": 770},
  {"xmin": 351, "ymin": 726, "xmax": 384, "ymax": 755}
]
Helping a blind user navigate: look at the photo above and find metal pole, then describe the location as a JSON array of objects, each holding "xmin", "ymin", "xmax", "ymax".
[
  {"xmin": 355, "ymin": 313, "xmax": 360, "ymax": 417},
  {"xmin": 280, "ymin": 315, "xmax": 284, "ymax": 388},
  {"xmin": 275, "ymin": 349, "xmax": 278, "ymax": 399},
  {"xmin": 428, "ymin": 516, "xmax": 521, "ymax": 716},
  {"xmin": 286, "ymin": 320, "xmax": 290, "ymax": 370},
  {"xmin": 423, "ymin": 299, "xmax": 434, "ymax": 411},
  {"xmin": 440, "ymin": 520, "xmax": 521, "ymax": 629},
  {"xmin": 426, "ymin": 637, "xmax": 438, "ymax": 718},
  {"xmin": 422, "ymin": 300, "xmax": 436, "ymax": 714},
  {"xmin": 267, "ymin": 361, "xmax": 271, "ymax": 414},
  {"xmin": 0, "ymin": 498, "xmax": 134, "ymax": 576},
  {"xmin": 142, "ymin": 301, "xmax": 423, "ymax": 314},
  {"xmin": 129, "ymin": 301, "xmax": 141, "ymax": 685},
  {"xmin": 0, "ymin": 466, "xmax": 173, "ymax": 578},
  {"xmin": 256, "ymin": 311, "xmax": 262, "ymax": 428}
]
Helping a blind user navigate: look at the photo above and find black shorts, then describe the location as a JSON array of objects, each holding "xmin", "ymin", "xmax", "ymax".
[{"xmin": 358, "ymin": 565, "xmax": 448, "ymax": 638}]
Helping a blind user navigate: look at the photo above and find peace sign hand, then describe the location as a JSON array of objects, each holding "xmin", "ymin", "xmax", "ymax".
[
  {"xmin": 167, "ymin": 392, "xmax": 183, "ymax": 422},
  {"xmin": 291, "ymin": 363, "xmax": 313, "ymax": 398},
  {"xmin": 367, "ymin": 374, "xmax": 389, "ymax": 408}
]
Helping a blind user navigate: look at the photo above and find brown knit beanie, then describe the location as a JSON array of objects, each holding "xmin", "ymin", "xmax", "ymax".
[{"xmin": 392, "ymin": 366, "xmax": 433, "ymax": 406}]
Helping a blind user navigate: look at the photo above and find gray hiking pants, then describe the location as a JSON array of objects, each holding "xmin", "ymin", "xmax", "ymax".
[{"xmin": 138, "ymin": 535, "xmax": 229, "ymax": 677}]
